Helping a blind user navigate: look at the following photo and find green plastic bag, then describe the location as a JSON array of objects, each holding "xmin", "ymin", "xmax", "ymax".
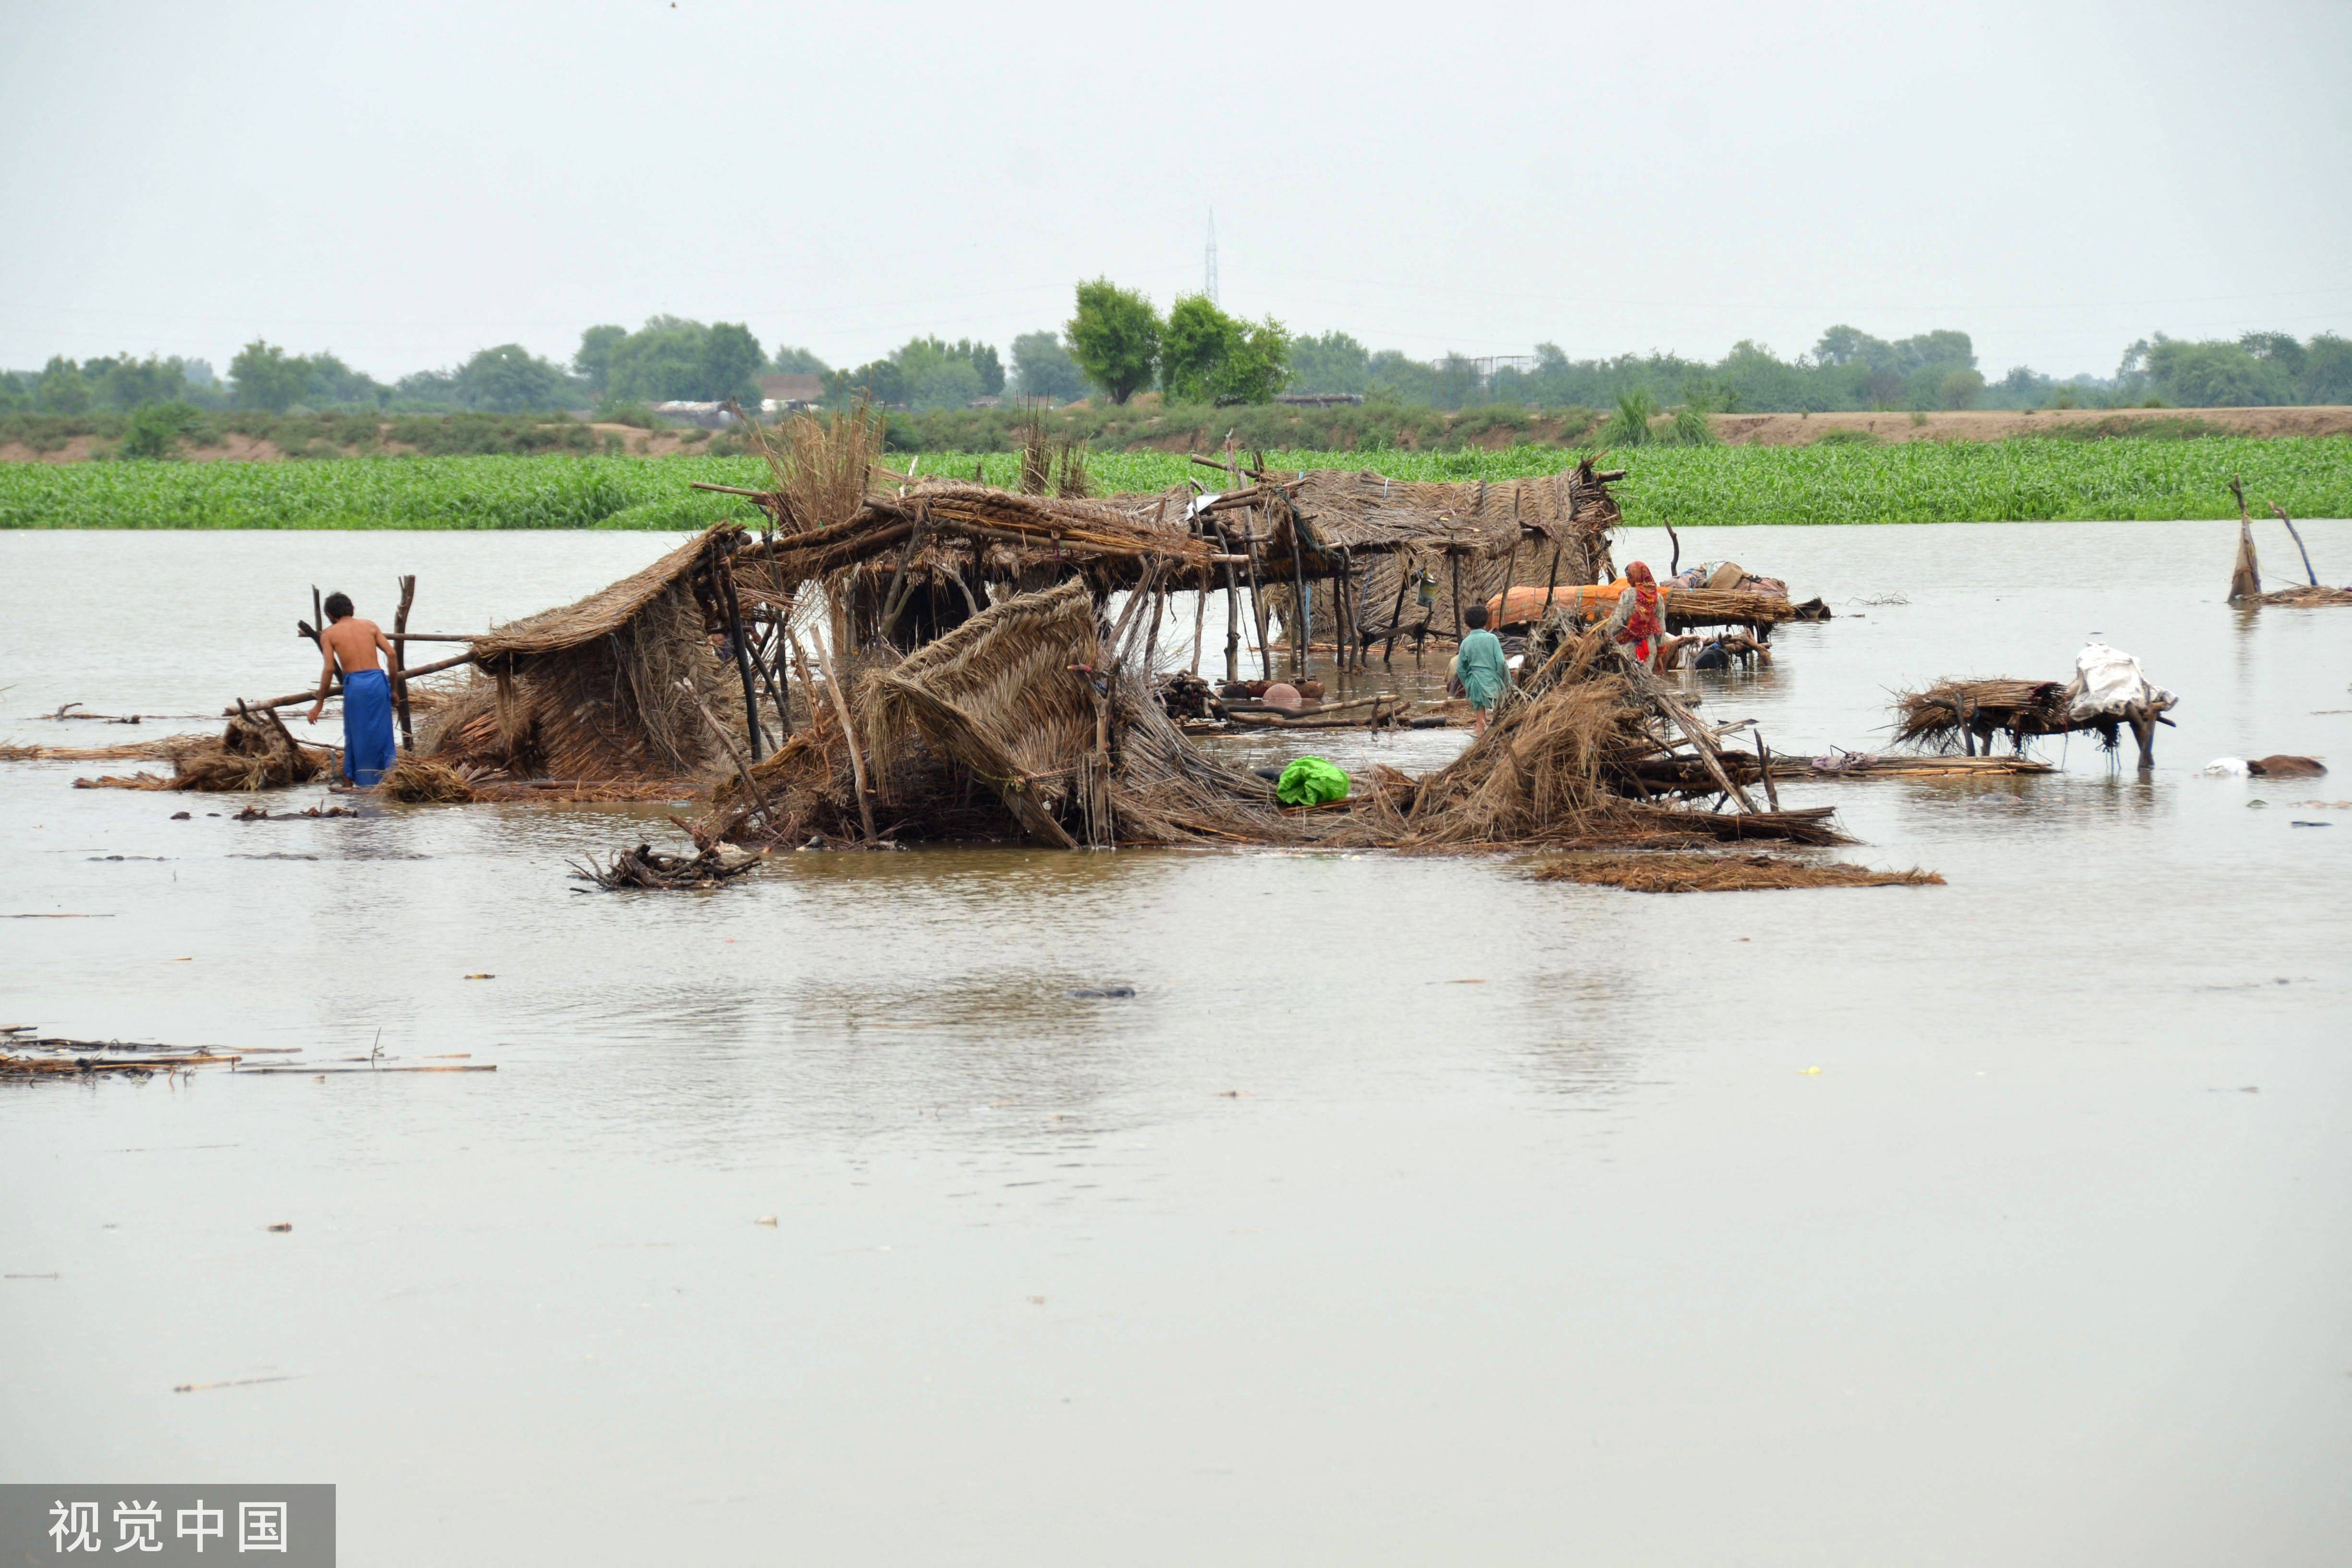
[{"xmin": 1276, "ymin": 756, "xmax": 1350, "ymax": 806}]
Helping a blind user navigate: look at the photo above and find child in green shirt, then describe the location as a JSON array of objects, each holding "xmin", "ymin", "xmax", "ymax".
[{"xmin": 1456, "ymin": 605, "xmax": 1508, "ymax": 735}]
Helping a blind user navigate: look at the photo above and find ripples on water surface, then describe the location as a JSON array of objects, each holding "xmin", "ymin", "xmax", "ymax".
[{"xmin": 2, "ymin": 523, "xmax": 2349, "ymax": 1566}]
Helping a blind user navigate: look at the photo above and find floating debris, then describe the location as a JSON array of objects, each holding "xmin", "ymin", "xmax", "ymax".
[
  {"xmin": 1530, "ymin": 853, "xmax": 1944, "ymax": 894},
  {"xmin": 570, "ymin": 841, "xmax": 765, "ymax": 891}
]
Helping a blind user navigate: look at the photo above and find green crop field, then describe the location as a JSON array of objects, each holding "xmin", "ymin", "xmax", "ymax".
[{"xmin": 0, "ymin": 438, "xmax": 2345, "ymax": 531}]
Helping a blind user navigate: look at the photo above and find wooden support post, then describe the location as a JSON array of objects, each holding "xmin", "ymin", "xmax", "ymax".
[
  {"xmin": 718, "ymin": 556, "xmax": 762, "ymax": 763},
  {"xmin": 1288, "ymin": 508, "xmax": 1311, "ymax": 679},
  {"xmin": 677, "ymin": 678, "xmax": 768, "ymax": 816},
  {"xmin": 811, "ymin": 633, "xmax": 878, "ymax": 842},
  {"xmin": 1190, "ymin": 568, "xmax": 1208, "ymax": 677},
  {"xmin": 1383, "ymin": 555, "xmax": 1412, "ymax": 667},
  {"xmin": 1754, "ymin": 734, "xmax": 1780, "ymax": 812},
  {"xmin": 750, "ymin": 623, "xmax": 794, "ymax": 741},
  {"xmin": 1222, "ymin": 561, "xmax": 1242, "ymax": 685},
  {"xmin": 1242, "ymin": 516, "xmax": 1274, "ymax": 681},
  {"xmin": 391, "ymin": 574, "xmax": 417, "ymax": 754},
  {"xmin": 1448, "ymin": 542, "xmax": 1465, "ymax": 643}
]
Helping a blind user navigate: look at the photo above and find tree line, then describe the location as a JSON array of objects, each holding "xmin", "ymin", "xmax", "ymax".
[{"xmin": 7, "ymin": 294, "xmax": 2348, "ymax": 421}]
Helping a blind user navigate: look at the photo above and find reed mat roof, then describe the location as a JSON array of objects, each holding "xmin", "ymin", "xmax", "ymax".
[
  {"xmin": 1893, "ymin": 678, "xmax": 2072, "ymax": 751},
  {"xmin": 471, "ymin": 524, "xmax": 745, "ymax": 660}
]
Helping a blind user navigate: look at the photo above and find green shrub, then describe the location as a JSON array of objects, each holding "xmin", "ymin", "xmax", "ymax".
[{"xmin": 118, "ymin": 402, "xmax": 202, "ymax": 459}]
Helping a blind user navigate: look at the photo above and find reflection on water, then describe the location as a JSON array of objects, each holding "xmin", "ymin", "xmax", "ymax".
[{"xmin": 2, "ymin": 522, "xmax": 2350, "ymax": 1566}]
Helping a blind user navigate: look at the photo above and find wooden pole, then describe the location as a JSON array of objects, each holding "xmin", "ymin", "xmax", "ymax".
[
  {"xmin": 1448, "ymin": 541, "xmax": 1464, "ymax": 643},
  {"xmin": 1754, "ymin": 734, "xmax": 1780, "ymax": 811},
  {"xmin": 1189, "ymin": 569, "xmax": 1208, "ymax": 677},
  {"xmin": 811, "ymin": 632, "xmax": 878, "ymax": 842},
  {"xmin": 718, "ymin": 556, "xmax": 763, "ymax": 763},
  {"xmin": 1287, "ymin": 501, "xmax": 1312, "ymax": 679},
  {"xmin": 1221, "ymin": 561, "xmax": 1241, "ymax": 685},
  {"xmin": 2269, "ymin": 503, "xmax": 2321, "ymax": 587},
  {"xmin": 748, "ymin": 622, "xmax": 794, "ymax": 741},
  {"xmin": 677, "ymin": 678, "xmax": 768, "ymax": 816},
  {"xmin": 1382, "ymin": 554, "xmax": 1412, "ymax": 667},
  {"xmin": 1241, "ymin": 514, "xmax": 1274, "ymax": 681},
  {"xmin": 391, "ymin": 574, "xmax": 417, "ymax": 754},
  {"xmin": 234, "ymin": 650, "xmax": 473, "ymax": 715}
]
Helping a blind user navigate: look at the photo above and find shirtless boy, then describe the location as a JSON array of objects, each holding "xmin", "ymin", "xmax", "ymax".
[{"xmin": 305, "ymin": 592, "xmax": 399, "ymax": 786}]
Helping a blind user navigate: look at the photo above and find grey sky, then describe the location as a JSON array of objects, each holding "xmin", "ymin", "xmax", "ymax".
[{"xmin": 4, "ymin": 0, "xmax": 2348, "ymax": 382}]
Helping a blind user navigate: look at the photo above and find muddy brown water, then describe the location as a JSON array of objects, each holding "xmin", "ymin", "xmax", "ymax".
[{"xmin": 3, "ymin": 523, "xmax": 2349, "ymax": 1566}]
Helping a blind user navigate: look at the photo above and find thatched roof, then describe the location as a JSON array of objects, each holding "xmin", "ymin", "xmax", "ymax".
[
  {"xmin": 470, "ymin": 523, "xmax": 745, "ymax": 662},
  {"xmin": 1271, "ymin": 463, "xmax": 1620, "ymax": 561},
  {"xmin": 749, "ymin": 481, "xmax": 1212, "ymax": 589}
]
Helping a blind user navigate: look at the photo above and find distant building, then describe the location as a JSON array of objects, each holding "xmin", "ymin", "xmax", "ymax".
[
  {"xmin": 758, "ymin": 373, "xmax": 826, "ymax": 414},
  {"xmin": 1274, "ymin": 392, "xmax": 1365, "ymax": 408},
  {"xmin": 653, "ymin": 400, "xmax": 735, "ymax": 429}
]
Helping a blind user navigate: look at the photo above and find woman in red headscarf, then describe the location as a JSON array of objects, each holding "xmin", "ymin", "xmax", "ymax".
[{"xmin": 1605, "ymin": 560, "xmax": 1668, "ymax": 667}]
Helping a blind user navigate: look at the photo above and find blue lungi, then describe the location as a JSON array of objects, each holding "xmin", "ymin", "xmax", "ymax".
[{"xmin": 341, "ymin": 668, "xmax": 397, "ymax": 786}]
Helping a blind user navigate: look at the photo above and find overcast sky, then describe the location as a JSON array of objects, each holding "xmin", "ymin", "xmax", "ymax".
[{"xmin": 4, "ymin": 0, "xmax": 2348, "ymax": 383}]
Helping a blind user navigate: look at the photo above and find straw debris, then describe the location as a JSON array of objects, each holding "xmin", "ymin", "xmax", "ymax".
[{"xmin": 1530, "ymin": 853, "xmax": 1945, "ymax": 893}]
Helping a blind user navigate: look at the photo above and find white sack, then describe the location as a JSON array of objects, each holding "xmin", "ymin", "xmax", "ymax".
[{"xmin": 2066, "ymin": 643, "xmax": 2174, "ymax": 722}]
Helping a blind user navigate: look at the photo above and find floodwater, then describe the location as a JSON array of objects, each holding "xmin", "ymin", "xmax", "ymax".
[{"xmin": 3, "ymin": 522, "xmax": 2349, "ymax": 1567}]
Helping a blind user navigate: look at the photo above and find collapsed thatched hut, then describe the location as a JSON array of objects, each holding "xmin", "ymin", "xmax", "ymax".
[
  {"xmin": 676, "ymin": 574, "xmax": 1842, "ymax": 866},
  {"xmin": 1217, "ymin": 462, "xmax": 1625, "ymax": 664},
  {"xmin": 418, "ymin": 523, "xmax": 761, "ymax": 785},
  {"xmin": 731, "ymin": 480, "xmax": 1216, "ymax": 653}
]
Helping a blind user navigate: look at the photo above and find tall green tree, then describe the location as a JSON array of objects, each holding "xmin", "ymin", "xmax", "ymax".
[
  {"xmin": 606, "ymin": 317, "xmax": 709, "ymax": 403},
  {"xmin": 767, "ymin": 344, "xmax": 830, "ymax": 376},
  {"xmin": 298, "ymin": 352, "xmax": 383, "ymax": 408},
  {"xmin": 1159, "ymin": 295, "xmax": 1240, "ymax": 402},
  {"xmin": 2147, "ymin": 338, "xmax": 2292, "ymax": 405},
  {"xmin": 702, "ymin": 322, "xmax": 765, "ymax": 406},
  {"xmin": 1160, "ymin": 295, "xmax": 1290, "ymax": 404},
  {"xmin": 1065, "ymin": 280, "xmax": 1160, "ymax": 404},
  {"xmin": 2300, "ymin": 334, "xmax": 2352, "ymax": 403},
  {"xmin": 1289, "ymin": 331, "xmax": 1371, "ymax": 395},
  {"xmin": 574, "ymin": 325, "xmax": 627, "ymax": 394},
  {"xmin": 1215, "ymin": 317, "xmax": 1292, "ymax": 404},
  {"xmin": 1010, "ymin": 331, "xmax": 1088, "ymax": 401},
  {"xmin": 230, "ymin": 340, "xmax": 310, "ymax": 412},
  {"xmin": 35, "ymin": 356, "xmax": 91, "ymax": 415},
  {"xmin": 457, "ymin": 344, "xmax": 571, "ymax": 412}
]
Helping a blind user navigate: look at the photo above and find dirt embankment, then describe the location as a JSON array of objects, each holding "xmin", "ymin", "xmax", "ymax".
[
  {"xmin": 1712, "ymin": 406, "xmax": 2352, "ymax": 445},
  {"xmin": 0, "ymin": 422, "xmax": 720, "ymax": 465}
]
